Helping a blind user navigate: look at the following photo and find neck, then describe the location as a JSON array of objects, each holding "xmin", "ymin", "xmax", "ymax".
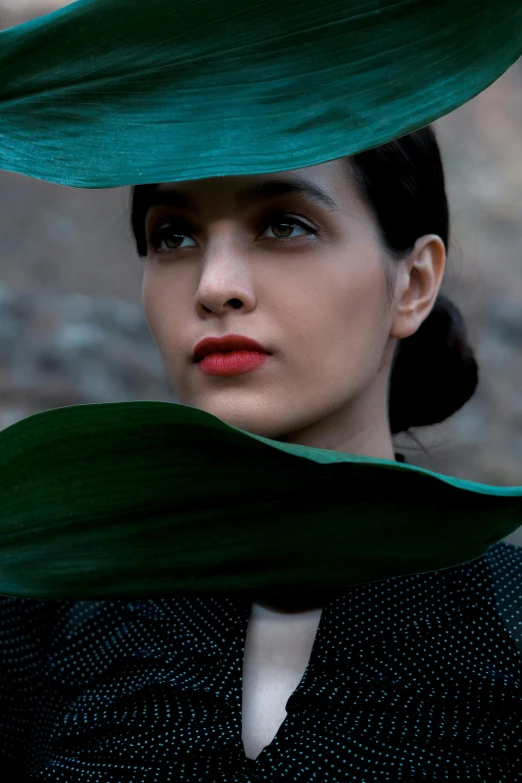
[
  {"xmin": 277, "ymin": 375, "xmax": 396, "ymax": 461},
  {"xmin": 261, "ymin": 375, "xmax": 396, "ymax": 613},
  {"xmin": 252, "ymin": 587, "xmax": 347, "ymax": 614},
  {"xmin": 250, "ymin": 367, "xmax": 398, "ymax": 613}
]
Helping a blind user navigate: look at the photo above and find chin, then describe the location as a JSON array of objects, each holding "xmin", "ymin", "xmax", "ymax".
[
  {"xmin": 184, "ymin": 395, "xmax": 297, "ymax": 440},
  {"xmin": 213, "ymin": 409, "xmax": 282, "ymax": 439}
]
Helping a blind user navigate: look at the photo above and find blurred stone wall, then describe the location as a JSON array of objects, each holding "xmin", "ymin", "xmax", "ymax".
[{"xmin": 1, "ymin": 1, "xmax": 521, "ymax": 546}]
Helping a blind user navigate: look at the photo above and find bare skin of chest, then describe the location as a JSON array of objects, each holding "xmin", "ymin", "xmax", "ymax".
[{"xmin": 241, "ymin": 602, "xmax": 323, "ymax": 761}]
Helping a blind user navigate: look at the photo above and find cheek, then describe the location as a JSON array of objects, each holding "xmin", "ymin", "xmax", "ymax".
[
  {"xmin": 141, "ymin": 271, "xmax": 187, "ymax": 363},
  {"xmin": 288, "ymin": 253, "xmax": 391, "ymax": 388}
]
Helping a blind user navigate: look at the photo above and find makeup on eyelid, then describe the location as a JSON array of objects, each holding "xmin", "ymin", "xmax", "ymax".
[{"xmin": 146, "ymin": 212, "xmax": 319, "ymax": 252}]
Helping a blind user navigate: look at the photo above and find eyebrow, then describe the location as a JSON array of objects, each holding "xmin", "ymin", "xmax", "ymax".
[{"xmin": 145, "ymin": 177, "xmax": 340, "ymax": 217}]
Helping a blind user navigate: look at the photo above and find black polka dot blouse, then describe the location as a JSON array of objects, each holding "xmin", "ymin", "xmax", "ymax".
[{"xmin": 0, "ymin": 540, "xmax": 521, "ymax": 781}]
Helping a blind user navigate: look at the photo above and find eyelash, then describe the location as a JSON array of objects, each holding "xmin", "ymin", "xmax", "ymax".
[{"xmin": 147, "ymin": 212, "xmax": 318, "ymax": 253}]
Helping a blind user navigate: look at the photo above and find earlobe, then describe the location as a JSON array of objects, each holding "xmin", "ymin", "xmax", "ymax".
[{"xmin": 390, "ymin": 234, "xmax": 446, "ymax": 340}]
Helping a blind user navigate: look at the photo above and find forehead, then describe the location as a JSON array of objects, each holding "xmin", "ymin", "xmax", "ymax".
[{"xmin": 153, "ymin": 159, "xmax": 356, "ymax": 214}]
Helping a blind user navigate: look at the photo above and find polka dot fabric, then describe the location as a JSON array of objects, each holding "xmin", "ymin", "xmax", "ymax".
[{"xmin": 1, "ymin": 540, "xmax": 521, "ymax": 782}]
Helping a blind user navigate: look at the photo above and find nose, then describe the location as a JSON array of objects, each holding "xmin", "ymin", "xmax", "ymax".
[{"xmin": 194, "ymin": 237, "xmax": 256, "ymax": 317}]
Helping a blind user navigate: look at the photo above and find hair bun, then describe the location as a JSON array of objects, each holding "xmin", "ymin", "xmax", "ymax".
[{"xmin": 388, "ymin": 294, "xmax": 479, "ymax": 434}]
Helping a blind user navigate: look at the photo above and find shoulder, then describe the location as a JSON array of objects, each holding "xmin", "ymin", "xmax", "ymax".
[
  {"xmin": 0, "ymin": 597, "xmax": 124, "ymax": 658},
  {"xmin": 481, "ymin": 539, "xmax": 522, "ymax": 579},
  {"xmin": 465, "ymin": 539, "xmax": 522, "ymax": 597},
  {"xmin": 0, "ymin": 596, "xmax": 66, "ymax": 639},
  {"xmin": 480, "ymin": 540, "xmax": 522, "ymax": 652}
]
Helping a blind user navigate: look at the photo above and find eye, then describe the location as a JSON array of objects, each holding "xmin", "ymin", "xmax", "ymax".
[
  {"xmin": 258, "ymin": 213, "xmax": 318, "ymax": 241},
  {"xmin": 148, "ymin": 221, "xmax": 197, "ymax": 252},
  {"xmin": 146, "ymin": 212, "xmax": 318, "ymax": 254}
]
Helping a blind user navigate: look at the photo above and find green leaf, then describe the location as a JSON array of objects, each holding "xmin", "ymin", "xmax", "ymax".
[
  {"xmin": 0, "ymin": 400, "xmax": 520, "ymax": 599},
  {"xmin": 0, "ymin": 0, "xmax": 520, "ymax": 188}
]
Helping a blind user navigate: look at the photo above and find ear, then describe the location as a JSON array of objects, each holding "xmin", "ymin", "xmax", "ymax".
[{"xmin": 390, "ymin": 234, "xmax": 446, "ymax": 340}]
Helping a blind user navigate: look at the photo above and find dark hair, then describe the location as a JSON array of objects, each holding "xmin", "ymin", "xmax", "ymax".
[
  {"xmin": 129, "ymin": 125, "xmax": 478, "ymax": 434},
  {"xmin": 348, "ymin": 126, "xmax": 478, "ymax": 434}
]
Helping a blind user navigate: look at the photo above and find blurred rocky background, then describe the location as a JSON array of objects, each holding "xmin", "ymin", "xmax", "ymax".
[{"xmin": 1, "ymin": 1, "xmax": 521, "ymax": 546}]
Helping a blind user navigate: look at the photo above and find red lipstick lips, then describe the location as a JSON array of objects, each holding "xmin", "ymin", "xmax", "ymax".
[
  {"xmin": 192, "ymin": 334, "xmax": 272, "ymax": 377},
  {"xmin": 193, "ymin": 335, "xmax": 269, "ymax": 362}
]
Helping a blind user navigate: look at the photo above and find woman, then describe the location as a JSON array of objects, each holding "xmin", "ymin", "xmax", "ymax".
[
  {"xmin": 0, "ymin": 0, "xmax": 521, "ymax": 780},
  {"xmin": 1, "ymin": 126, "xmax": 521, "ymax": 781},
  {"xmin": 129, "ymin": 126, "xmax": 521, "ymax": 769}
]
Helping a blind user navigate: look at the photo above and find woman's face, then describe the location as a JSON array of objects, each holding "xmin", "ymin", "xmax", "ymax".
[{"xmin": 141, "ymin": 159, "xmax": 435, "ymax": 451}]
